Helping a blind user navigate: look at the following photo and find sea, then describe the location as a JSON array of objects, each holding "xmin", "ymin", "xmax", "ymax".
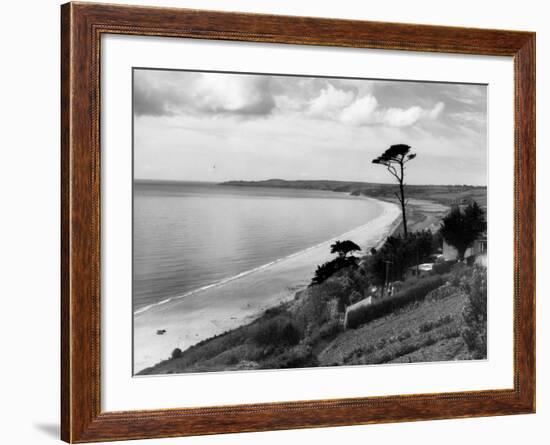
[{"xmin": 133, "ymin": 181, "xmax": 385, "ymax": 314}]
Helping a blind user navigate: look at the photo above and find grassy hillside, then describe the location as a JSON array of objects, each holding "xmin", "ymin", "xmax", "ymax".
[{"xmin": 138, "ymin": 264, "xmax": 486, "ymax": 375}]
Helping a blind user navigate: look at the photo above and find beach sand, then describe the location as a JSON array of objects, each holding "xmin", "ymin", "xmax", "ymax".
[{"xmin": 133, "ymin": 198, "xmax": 400, "ymax": 373}]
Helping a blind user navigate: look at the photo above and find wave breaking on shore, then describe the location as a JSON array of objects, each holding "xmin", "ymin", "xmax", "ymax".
[
  {"xmin": 133, "ymin": 198, "xmax": 400, "ymax": 373},
  {"xmin": 134, "ymin": 197, "xmax": 400, "ymax": 317}
]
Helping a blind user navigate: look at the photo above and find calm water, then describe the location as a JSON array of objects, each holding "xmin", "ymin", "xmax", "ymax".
[{"xmin": 133, "ymin": 181, "xmax": 383, "ymax": 312}]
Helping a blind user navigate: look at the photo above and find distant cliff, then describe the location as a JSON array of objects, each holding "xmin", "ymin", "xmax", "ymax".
[{"xmin": 220, "ymin": 179, "xmax": 487, "ymax": 207}]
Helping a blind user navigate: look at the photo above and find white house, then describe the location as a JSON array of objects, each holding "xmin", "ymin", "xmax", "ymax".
[
  {"xmin": 406, "ymin": 263, "xmax": 435, "ymax": 280},
  {"xmin": 343, "ymin": 296, "xmax": 372, "ymax": 329},
  {"xmin": 442, "ymin": 234, "xmax": 487, "ymax": 261}
]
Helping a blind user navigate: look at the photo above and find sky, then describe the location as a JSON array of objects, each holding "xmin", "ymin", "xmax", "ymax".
[{"xmin": 133, "ymin": 69, "xmax": 487, "ymax": 185}]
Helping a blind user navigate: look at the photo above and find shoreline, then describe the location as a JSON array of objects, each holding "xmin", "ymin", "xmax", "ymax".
[
  {"xmin": 134, "ymin": 195, "xmax": 387, "ymax": 317},
  {"xmin": 133, "ymin": 197, "xmax": 401, "ymax": 373}
]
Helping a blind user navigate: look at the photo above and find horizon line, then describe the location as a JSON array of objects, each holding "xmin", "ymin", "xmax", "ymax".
[{"xmin": 134, "ymin": 178, "xmax": 487, "ymax": 188}]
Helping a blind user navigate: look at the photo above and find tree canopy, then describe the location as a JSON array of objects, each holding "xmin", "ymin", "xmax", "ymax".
[
  {"xmin": 372, "ymin": 144, "xmax": 416, "ymax": 166},
  {"xmin": 311, "ymin": 240, "xmax": 361, "ymax": 285},
  {"xmin": 372, "ymin": 144, "xmax": 416, "ymax": 237},
  {"xmin": 365, "ymin": 230, "xmax": 435, "ymax": 284},
  {"xmin": 330, "ymin": 240, "xmax": 361, "ymax": 258},
  {"xmin": 440, "ymin": 201, "xmax": 486, "ymax": 261}
]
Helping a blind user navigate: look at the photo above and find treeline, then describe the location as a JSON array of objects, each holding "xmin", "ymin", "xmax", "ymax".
[
  {"xmin": 366, "ymin": 230, "xmax": 440, "ymax": 284},
  {"xmin": 311, "ymin": 230, "xmax": 440, "ymax": 288},
  {"xmin": 311, "ymin": 200, "xmax": 486, "ymax": 289}
]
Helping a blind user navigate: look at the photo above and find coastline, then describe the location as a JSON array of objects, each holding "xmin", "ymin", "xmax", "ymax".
[{"xmin": 133, "ymin": 197, "xmax": 401, "ymax": 373}]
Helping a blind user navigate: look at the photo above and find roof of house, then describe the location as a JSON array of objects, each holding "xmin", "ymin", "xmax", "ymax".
[{"xmin": 408, "ymin": 263, "xmax": 434, "ymax": 272}]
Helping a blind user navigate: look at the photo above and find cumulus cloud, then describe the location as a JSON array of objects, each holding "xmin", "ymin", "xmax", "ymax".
[
  {"xmin": 191, "ymin": 74, "xmax": 275, "ymax": 115},
  {"xmin": 134, "ymin": 74, "xmax": 181, "ymax": 116},
  {"xmin": 339, "ymin": 95, "xmax": 378, "ymax": 125},
  {"xmin": 134, "ymin": 71, "xmax": 486, "ymax": 185},
  {"xmin": 307, "ymin": 84, "xmax": 354, "ymax": 118},
  {"xmin": 134, "ymin": 70, "xmax": 446, "ymax": 129},
  {"xmin": 134, "ymin": 70, "xmax": 275, "ymax": 117},
  {"xmin": 305, "ymin": 83, "xmax": 445, "ymax": 127},
  {"xmin": 377, "ymin": 102, "xmax": 444, "ymax": 127}
]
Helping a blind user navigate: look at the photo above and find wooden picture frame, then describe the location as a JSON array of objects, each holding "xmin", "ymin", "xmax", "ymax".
[{"xmin": 61, "ymin": 2, "xmax": 535, "ymax": 442}]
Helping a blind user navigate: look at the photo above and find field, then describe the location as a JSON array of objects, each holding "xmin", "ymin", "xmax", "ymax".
[
  {"xmin": 222, "ymin": 179, "xmax": 487, "ymax": 208},
  {"xmin": 318, "ymin": 284, "xmax": 468, "ymax": 366}
]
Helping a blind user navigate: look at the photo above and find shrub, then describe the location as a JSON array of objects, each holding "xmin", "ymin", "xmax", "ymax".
[
  {"xmin": 449, "ymin": 262, "xmax": 468, "ymax": 287},
  {"xmin": 418, "ymin": 314, "xmax": 453, "ymax": 333},
  {"xmin": 322, "ymin": 275, "xmax": 356, "ymax": 310},
  {"xmin": 226, "ymin": 353, "xmax": 239, "ymax": 365},
  {"xmin": 432, "ymin": 260, "xmax": 455, "ymax": 275},
  {"xmin": 426, "ymin": 283, "xmax": 457, "ymax": 301},
  {"xmin": 396, "ymin": 342, "xmax": 420, "ymax": 357},
  {"xmin": 171, "ymin": 348, "xmax": 183, "ymax": 360},
  {"xmin": 345, "ymin": 275, "xmax": 446, "ymax": 329},
  {"xmin": 311, "ymin": 256, "xmax": 358, "ymax": 285},
  {"xmin": 398, "ymin": 331, "xmax": 412, "ymax": 341},
  {"xmin": 263, "ymin": 345, "xmax": 317, "ymax": 369},
  {"xmin": 460, "ymin": 265, "xmax": 487, "ymax": 359},
  {"xmin": 263, "ymin": 306, "xmax": 286, "ymax": 318},
  {"xmin": 441, "ymin": 325, "xmax": 461, "ymax": 340},
  {"xmin": 317, "ymin": 320, "xmax": 343, "ymax": 340},
  {"xmin": 349, "ymin": 291, "xmax": 363, "ymax": 305},
  {"xmin": 375, "ymin": 337, "xmax": 388, "ymax": 350},
  {"xmin": 299, "ymin": 274, "xmax": 355, "ymax": 328},
  {"xmin": 297, "ymin": 288, "xmax": 331, "ymax": 328},
  {"xmin": 418, "ymin": 321, "xmax": 434, "ymax": 333},
  {"xmin": 422, "ymin": 335, "xmax": 438, "ymax": 347},
  {"xmin": 368, "ymin": 230, "xmax": 436, "ymax": 283},
  {"xmin": 252, "ymin": 315, "xmax": 302, "ymax": 347}
]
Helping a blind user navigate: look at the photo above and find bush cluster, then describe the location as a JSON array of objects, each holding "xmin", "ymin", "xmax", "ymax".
[
  {"xmin": 171, "ymin": 348, "xmax": 183, "ymax": 360},
  {"xmin": 251, "ymin": 314, "xmax": 302, "ymax": 347},
  {"xmin": 311, "ymin": 256, "xmax": 358, "ymax": 285},
  {"xmin": 432, "ymin": 260, "xmax": 455, "ymax": 275},
  {"xmin": 460, "ymin": 265, "xmax": 487, "ymax": 359},
  {"xmin": 367, "ymin": 230, "xmax": 435, "ymax": 284},
  {"xmin": 262, "ymin": 344, "xmax": 318, "ymax": 369},
  {"xmin": 345, "ymin": 275, "xmax": 446, "ymax": 329},
  {"xmin": 418, "ymin": 314, "xmax": 453, "ymax": 333}
]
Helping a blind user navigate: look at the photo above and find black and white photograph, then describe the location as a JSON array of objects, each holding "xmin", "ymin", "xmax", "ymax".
[{"xmin": 133, "ymin": 68, "xmax": 488, "ymax": 376}]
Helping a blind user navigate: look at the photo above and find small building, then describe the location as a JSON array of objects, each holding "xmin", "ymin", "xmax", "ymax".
[
  {"xmin": 475, "ymin": 253, "xmax": 488, "ymax": 267},
  {"xmin": 442, "ymin": 233, "xmax": 487, "ymax": 262},
  {"xmin": 344, "ymin": 296, "xmax": 372, "ymax": 329},
  {"xmin": 406, "ymin": 263, "xmax": 434, "ymax": 280}
]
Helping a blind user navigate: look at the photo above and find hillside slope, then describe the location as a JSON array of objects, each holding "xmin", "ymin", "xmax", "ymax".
[{"xmin": 138, "ymin": 277, "xmax": 476, "ymax": 375}]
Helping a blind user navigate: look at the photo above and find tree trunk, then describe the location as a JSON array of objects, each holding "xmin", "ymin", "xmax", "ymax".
[
  {"xmin": 399, "ymin": 173, "xmax": 408, "ymax": 237},
  {"xmin": 457, "ymin": 246, "xmax": 467, "ymax": 262}
]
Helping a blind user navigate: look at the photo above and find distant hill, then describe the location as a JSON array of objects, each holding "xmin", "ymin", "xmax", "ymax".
[{"xmin": 221, "ymin": 179, "xmax": 487, "ymax": 207}]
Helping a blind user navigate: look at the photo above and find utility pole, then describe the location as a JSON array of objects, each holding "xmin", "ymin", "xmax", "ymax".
[
  {"xmin": 383, "ymin": 259, "xmax": 392, "ymax": 297},
  {"xmin": 416, "ymin": 247, "xmax": 420, "ymax": 280}
]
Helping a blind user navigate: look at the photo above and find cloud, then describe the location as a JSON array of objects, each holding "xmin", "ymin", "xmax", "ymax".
[
  {"xmin": 379, "ymin": 106, "xmax": 424, "ymax": 126},
  {"xmin": 307, "ymin": 84, "xmax": 354, "ymax": 118},
  {"xmin": 339, "ymin": 94, "xmax": 379, "ymax": 125},
  {"xmin": 427, "ymin": 101, "xmax": 445, "ymax": 119},
  {"xmin": 305, "ymin": 83, "xmax": 445, "ymax": 127},
  {"xmin": 191, "ymin": 74, "xmax": 275, "ymax": 115},
  {"xmin": 134, "ymin": 76, "xmax": 179, "ymax": 117},
  {"xmin": 377, "ymin": 102, "xmax": 444, "ymax": 127},
  {"xmin": 134, "ymin": 70, "xmax": 276, "ymax": 117},
  {"xmin": 134, "ymin": 72, "xmax": 486, "ymax": 185},
  {"xmin": 135, "ymin": 70, "xmax": 447, "ymax": 130}
]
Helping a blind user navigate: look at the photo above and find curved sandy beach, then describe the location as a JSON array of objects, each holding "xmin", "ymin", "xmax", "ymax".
[{"xmin": 134, "ymin": 198, "xmax": 400, "ymax": 373}]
